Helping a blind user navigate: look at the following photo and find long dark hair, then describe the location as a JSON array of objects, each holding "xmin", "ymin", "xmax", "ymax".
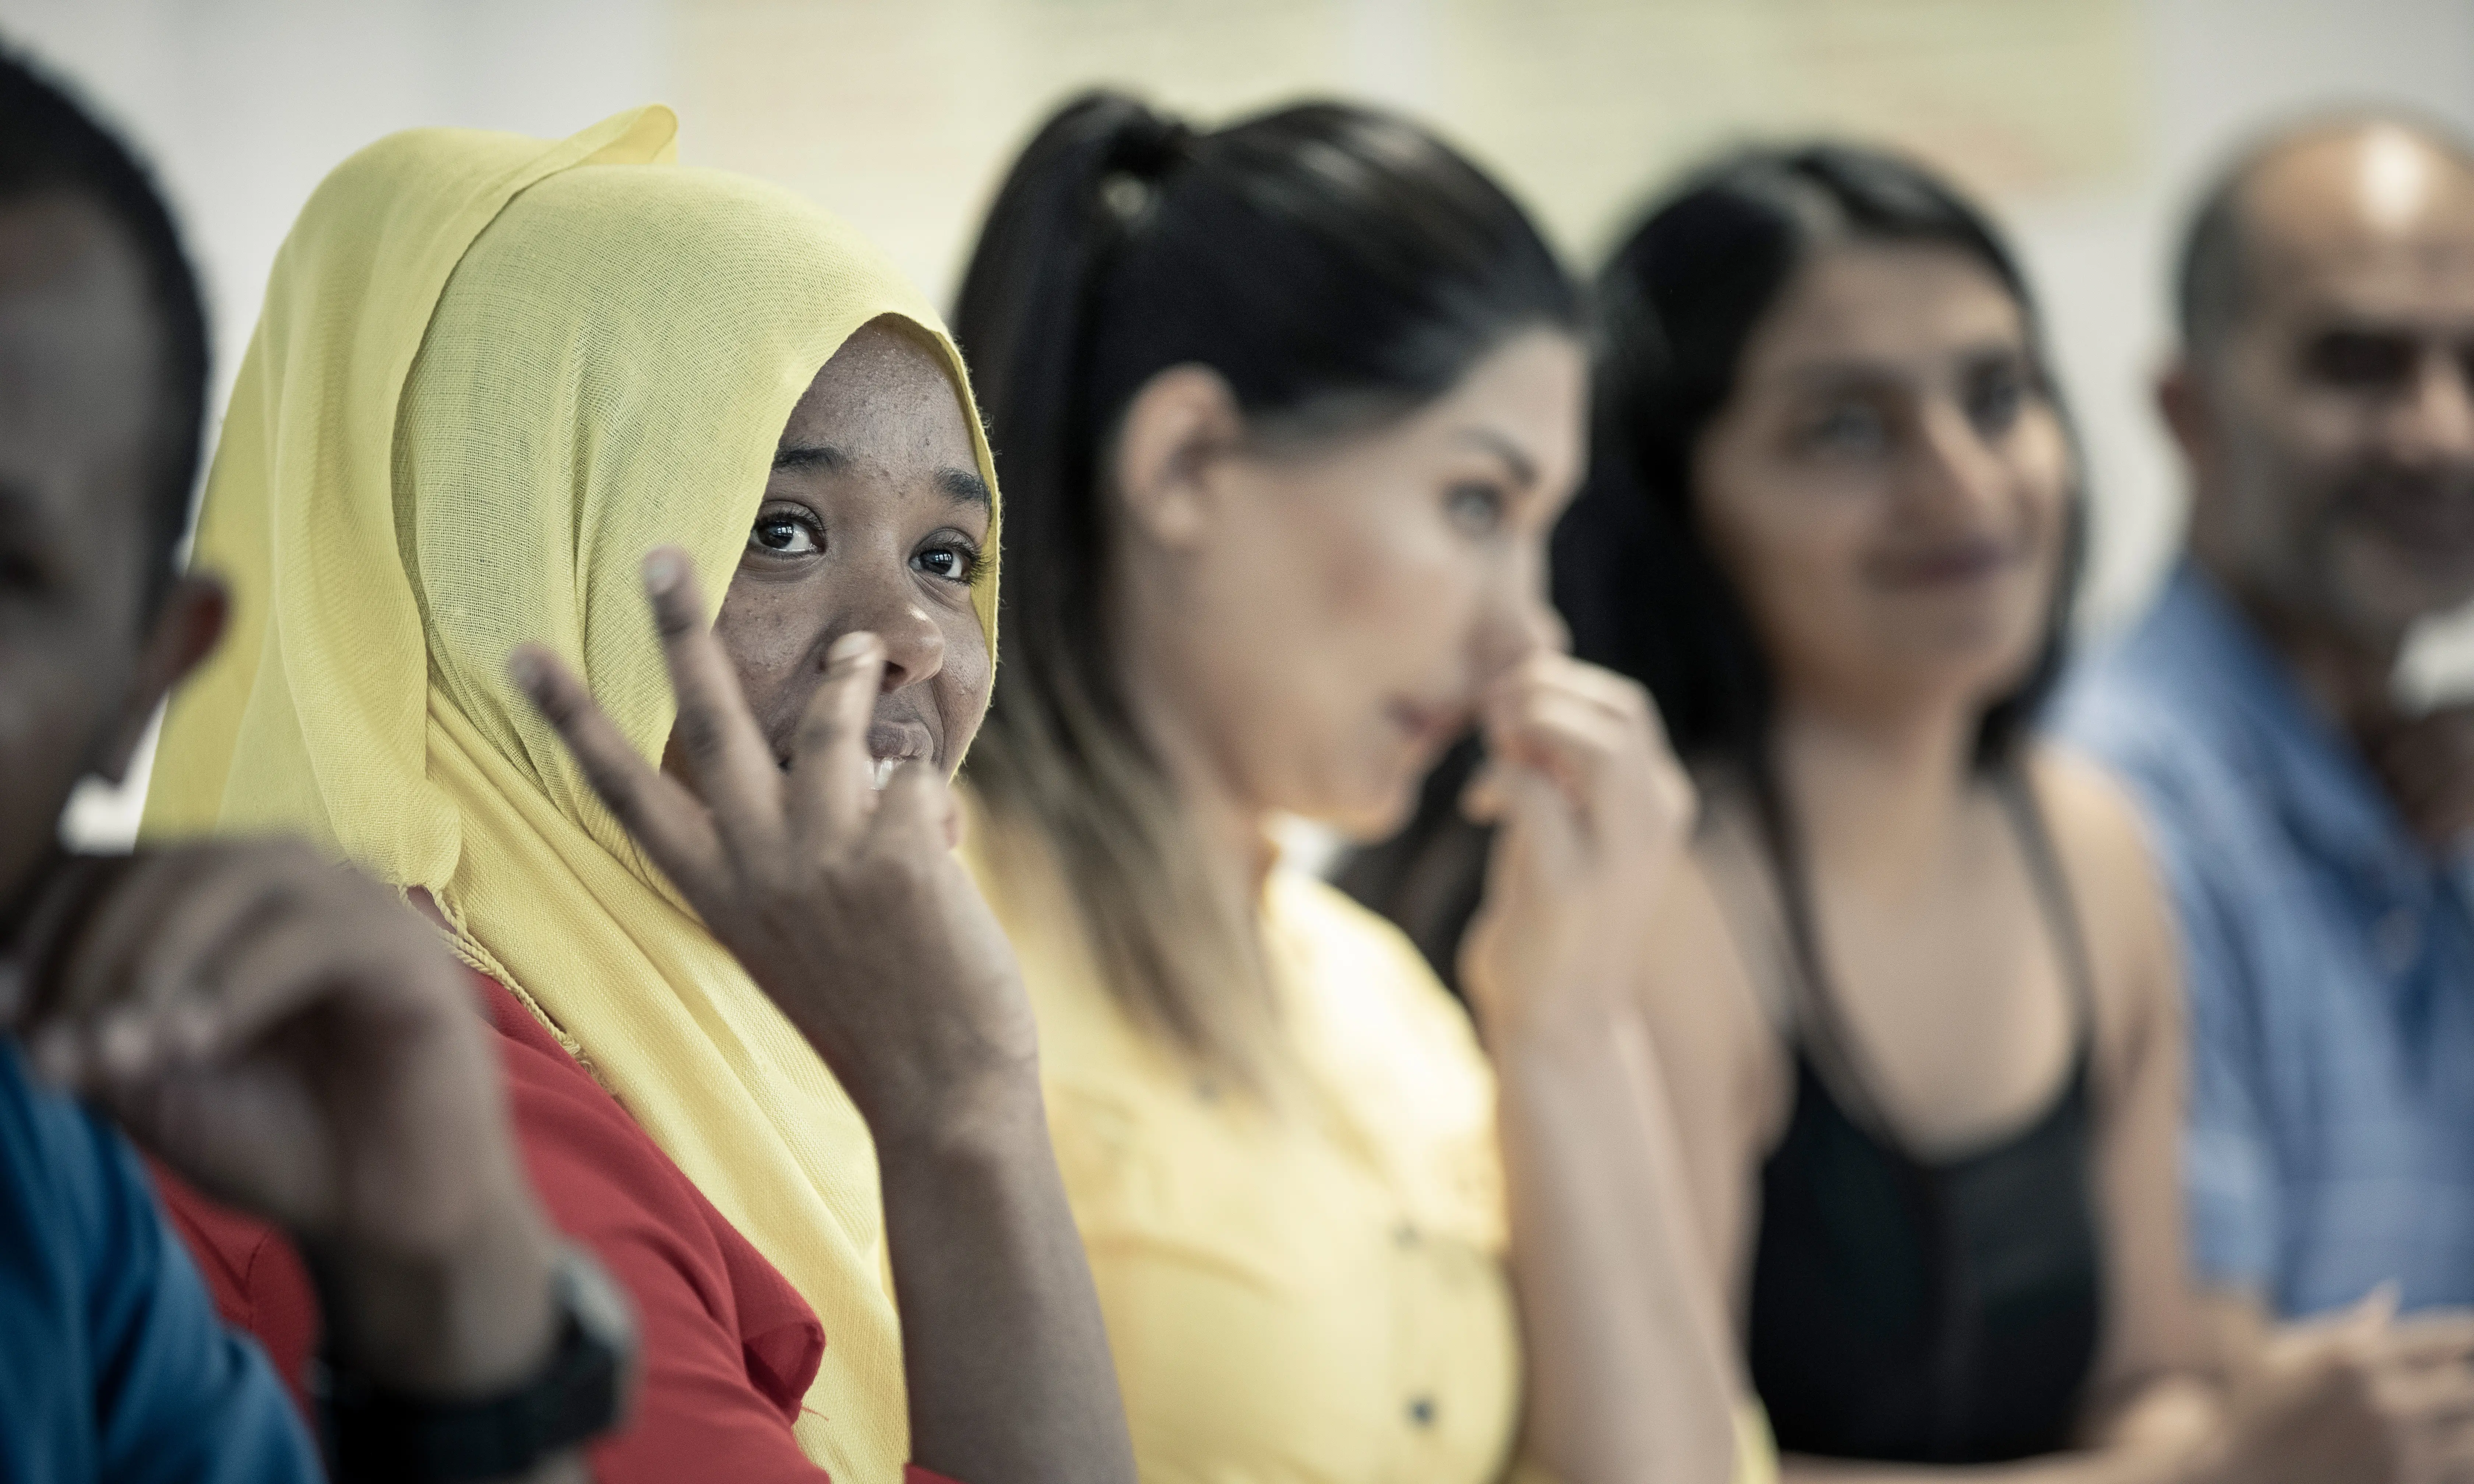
[
  {"xmin": 954, "ymin": 90, "xmax": 1577, "ymax": 1081},
  {"xmin": 1343, "ymin": 142, "xmax": 2084, "ymax": 991}
]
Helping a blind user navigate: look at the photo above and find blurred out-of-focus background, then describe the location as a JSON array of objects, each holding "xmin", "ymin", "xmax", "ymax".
[{"xmin": 8, "ymin": 0, "xmax": 2474, "ymax": 840}]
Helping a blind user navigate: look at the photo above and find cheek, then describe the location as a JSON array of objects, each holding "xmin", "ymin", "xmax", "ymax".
[
  {"xmin": 2242, "ymin": 383, "xmax": 2362, "ymax": 491},
  {"xmin": 1706, "ymin": 485, "xmax": 1871, "ymax": 638},
  {"xmin": 0, "ymin": 643, "xmax": 125, "ymax": 889},
  {"xmin": 938, "ymin": 612, "xmax": 994, "ymax": 738},
  {"xmin": 2013, "ymin": 424, "xmax": 2075, "ymax": 567},
  {"xmin": 710, "ymin": 578, "xmax": 820, "ymax": 727},
  {"xmin": 1195, "ymin": 502, "xmax": 1463, "ymax": 813},
  {"xmin": 1307, "ymin": 519, "xmax": 1465, "ymax": 646}
]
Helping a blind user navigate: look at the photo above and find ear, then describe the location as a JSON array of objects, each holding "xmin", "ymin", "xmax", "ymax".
[
  {"xmin": 91, "ymin": 573, "xmax": 226, "ymax": 785},
  {"xmin": 2157, "ymin": 353, "xmax": 2219, "ymax": 491},
  {"xmin": 1110, "ymin": 365, "xmax": 1245, "ymax": 551}
]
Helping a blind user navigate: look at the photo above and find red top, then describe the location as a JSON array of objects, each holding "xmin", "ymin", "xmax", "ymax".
[{"xmin": 150, "ymin": 970, "xmax": 962, "ymax": 1484}]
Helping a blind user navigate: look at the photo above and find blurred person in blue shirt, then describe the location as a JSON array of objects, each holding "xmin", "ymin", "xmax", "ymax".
[
  {"xmin": 0, "ymin": 46, "xmax": 628, "ymax": 1484},
  {"xmin": 2051, "ymin": 116, "xmax": 2474, "ymax": 1342}
]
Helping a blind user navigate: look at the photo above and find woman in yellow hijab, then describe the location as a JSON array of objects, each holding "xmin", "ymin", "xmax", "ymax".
[{"xmin": 140, "ymin": 107, "xmax": 1132, "ymax": 1484}]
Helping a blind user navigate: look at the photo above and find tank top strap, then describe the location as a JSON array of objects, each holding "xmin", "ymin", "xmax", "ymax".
[
  {"xmin": 1991, "ymin": 764, "xmax": 2099, "ymax": 1066},
  {"xmin": 1773, "ymin": 762, "xmax": 2099, "ymax": 1157}
]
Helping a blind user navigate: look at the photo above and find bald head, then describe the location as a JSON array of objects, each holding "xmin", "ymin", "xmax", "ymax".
[
  {"xmin": 2167, "ymin": 113, "xmax": 2474, "ymax": 650},
  {"xmin": 2180, "ymin": 116, "xmax": 2474, "ymax": 360}
]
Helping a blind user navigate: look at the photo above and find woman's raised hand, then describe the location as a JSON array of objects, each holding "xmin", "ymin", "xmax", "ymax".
[
  {"xmin": 1458, "ymin": 650, "xmax": 1696, "ymax": 1046},
  {"xmin": 511, "ymin": 547, "xmax": 1036, "ymax": 1136}
]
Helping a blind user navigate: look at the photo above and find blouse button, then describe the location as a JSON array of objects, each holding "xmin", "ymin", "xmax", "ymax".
[
  {"xmin": 1408, "ymin": 1395, "xmax": 1436, "ymax": 1428},
  {"xmin": 1393, "ymin": 1221, "xmax": 1421, "ymax": 1248}
]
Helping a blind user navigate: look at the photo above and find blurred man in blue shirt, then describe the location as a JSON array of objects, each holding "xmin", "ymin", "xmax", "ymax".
[
  {"xmin": 2052, "ymin": 116, "xmax": 2474, "ymax": 1333},
  {"xmin": 0, "ymin": 47, "xmax": 628, "ymax": 1483}
]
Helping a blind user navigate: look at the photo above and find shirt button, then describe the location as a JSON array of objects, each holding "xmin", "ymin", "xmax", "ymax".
[
  {"xmin": 1408, "ymin": 1395, "xmax": 1436, "ymax": 1428},
  {"xmin": 1393, "ymin": 1222, "xmax": 1420, "ymax": 1248}
]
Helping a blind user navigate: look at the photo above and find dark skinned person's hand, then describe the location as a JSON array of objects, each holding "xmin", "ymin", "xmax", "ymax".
[
  {"xmin": 511, "ymin": 545, "xmax": 1134, "ymax": 1484},
  {"xmin": 2, "ymin": 841, "xmax": 564, "ymax": 1404},
  {"xmin": 508, "ymin": 546, "xmax": 1036, "ymax": 1136}
]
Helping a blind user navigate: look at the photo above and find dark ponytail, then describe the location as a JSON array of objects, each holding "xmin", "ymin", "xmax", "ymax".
[{"xmin": 954, "ymin": 90, "xmax": 1576, "ymax": 1083}]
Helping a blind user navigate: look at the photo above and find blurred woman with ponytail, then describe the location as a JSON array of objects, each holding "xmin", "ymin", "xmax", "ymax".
[{"xmin": 951, "ymin": 92, "xmax": 1749, "ymax": 1484}]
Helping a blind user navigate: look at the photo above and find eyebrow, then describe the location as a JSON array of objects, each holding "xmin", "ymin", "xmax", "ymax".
[
  {"xmin": 772, "ymin": 443, "xmax": 847, "ymax": 472},
  {"xmin": 1778, "ymin": 340, "xmax": 2031, "ymax": 391},
  {"xmin": 773, "ymin": 442, "xmax": 991, "ymax": 510},
  {"xmin": 1455, "ymin": 427, "xmax": 1540, "ymax": 488},
  {"xmin": 936, "ymin": 467, "xmax": 993, "ymax": 509}
]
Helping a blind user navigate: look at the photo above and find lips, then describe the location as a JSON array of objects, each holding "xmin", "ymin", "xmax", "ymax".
[
  {"xmin": 775, "ymin": 717, "xmax": 933, "ymax": 786},
  {"xmin": 866, "ymin": 720, "xmax": 934, "ymax": 786},
  {"xmin": 1871, "ymin": 535, "xmax": 2023, "ymax": 589}
]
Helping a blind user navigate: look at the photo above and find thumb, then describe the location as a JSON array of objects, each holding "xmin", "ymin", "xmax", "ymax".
[{"xmin": 2348, "ymin": 1282, "xmax": 2402, "ymax": 1342}]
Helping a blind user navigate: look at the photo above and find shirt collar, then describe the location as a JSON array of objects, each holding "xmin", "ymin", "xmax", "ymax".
[{"xmin": 2156, "ymin": 562, "xmax": 2430, "ymax": 897}]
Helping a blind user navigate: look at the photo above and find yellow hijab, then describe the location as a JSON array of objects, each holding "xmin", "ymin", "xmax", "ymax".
[{"xmin": 141, "ymin": 107, "xmax": 1000, "ymax": 1481}]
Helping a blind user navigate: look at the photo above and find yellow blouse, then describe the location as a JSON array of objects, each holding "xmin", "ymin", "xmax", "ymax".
[{"xmin": 969, "ymin": 827, "xmax": 1526, "ymax": 1484}]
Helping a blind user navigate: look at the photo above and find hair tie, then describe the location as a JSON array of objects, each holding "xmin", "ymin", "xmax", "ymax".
[{"xmin": 1099, "ymin": 116, "xmax": 1194, "ymax": 226}]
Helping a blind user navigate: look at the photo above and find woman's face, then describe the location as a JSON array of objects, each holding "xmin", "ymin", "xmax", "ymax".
[
  {"xmin": 689, "ymin": 318, "xmax": 994, "ymax": 782},
  {"xmin": 1121, "ymin": 328, "xmax": 1587, "ymax": 838},
  {"xmin": 1692, "ymin": 242, "xmax": 2073, "ymax": 727}
]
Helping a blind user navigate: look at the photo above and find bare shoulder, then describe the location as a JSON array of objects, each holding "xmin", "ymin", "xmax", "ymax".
[
  {"xmin": 2023, "ymin": 744, "xmax": 2182, "ymax": 1078},
  {"xmin": 1632, "ymin": 834, "xmax": 1793, "ymax": 1150}
]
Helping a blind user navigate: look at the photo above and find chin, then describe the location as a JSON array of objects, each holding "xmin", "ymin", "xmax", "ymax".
[
  {"xmin": 2339, "ymin": 540, "xmax": 2474, "ymax": 635},
  {"xmin": 1295, "ymin": 773, "xmax": 1420, "ymax": 844}
]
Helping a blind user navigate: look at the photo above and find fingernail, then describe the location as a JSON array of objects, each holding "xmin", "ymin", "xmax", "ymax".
[
  {"xmin": 507, "ymin": 648, "xmax": 544, "ymax": 694},
  {"xmin": 643, "ymin": 549, "xmax": 684, "ymax": 594},
  {"xmin": 829, "ymin": 632, "xmax": 881, "ymax": 667}
]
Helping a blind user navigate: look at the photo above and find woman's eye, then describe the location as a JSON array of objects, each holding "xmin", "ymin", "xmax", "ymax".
[
  {"xmin": 1966, "ymin": 367, "xmax": 2029, "ymax": 436},
  {"xmin": 749, "ymin": 511, "xmax": 822, "ymax": 555},
  {"xmin": 1802, "ymin": 402, "xmax": 1890, "ymax": 454},
  {"xmin": 913, "ymin": 542, "xmax": 978, "ymax": 583},
  {"xmin": 1445, "ymin": 481, "xmax": 1507, "ymax": 537}
]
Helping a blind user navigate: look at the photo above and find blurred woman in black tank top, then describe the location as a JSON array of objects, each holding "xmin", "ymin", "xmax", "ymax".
[{"xmin": 1346, "ymin": 144, "xmax": 2419, "ymax": 1483}]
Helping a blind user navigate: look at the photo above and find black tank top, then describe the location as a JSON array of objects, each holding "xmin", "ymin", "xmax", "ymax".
[{"xmin": 1745, "ymin": 773, "xmax": 2104, "ymax": 1464}]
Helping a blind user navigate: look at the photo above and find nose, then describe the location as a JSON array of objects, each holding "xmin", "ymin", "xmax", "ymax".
[
  {"xmin": 2391, "ymin": 348, "xmax": 2474, "ymax": 467},
  {"xmin": 1908, "ymin": 400, "xmax": 2010, "ymax": 524},
  {"xmin": 1473, "ymin": 538, "xmax": 1563, "ymax": 679},
  {"xmin": 830, "ymin": 567, "xmax": 945, "ymax": 693}
]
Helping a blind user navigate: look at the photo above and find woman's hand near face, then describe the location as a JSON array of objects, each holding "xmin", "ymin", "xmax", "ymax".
[
  {"xmin": 1458, "ymin": 650, "xmax": 1698, "ymax": 1047},
  {"xmin": 513, "ymin": 547, "xmax": 1034, "ymax": 1139},
  {"xmin": 516, "ymin": 547, "xmax": 1135, "ymax": 1484},
  {"xmin": 1458, "ymin": 651, "xmax": 1742, "ymax": 1484}
]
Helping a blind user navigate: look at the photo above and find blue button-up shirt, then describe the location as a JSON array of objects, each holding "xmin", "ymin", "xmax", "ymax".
[
  {"xmin": 2048, "ymin": 563, "xmax": 2474, "ymax": 1317},
  {"xmin": 0, "ymin": 1039, "xmax": 317, "ymax": 1483}
]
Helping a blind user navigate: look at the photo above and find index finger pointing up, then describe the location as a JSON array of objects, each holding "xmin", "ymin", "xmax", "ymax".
[{"xmin": 644, "ymin": 547, "xmax": 785, "ymax": 854}]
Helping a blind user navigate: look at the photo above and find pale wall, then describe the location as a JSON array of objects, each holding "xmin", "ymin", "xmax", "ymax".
[{"xmin": 6, "ymin": 0, "xmax": 2473, "ymax": 844}]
